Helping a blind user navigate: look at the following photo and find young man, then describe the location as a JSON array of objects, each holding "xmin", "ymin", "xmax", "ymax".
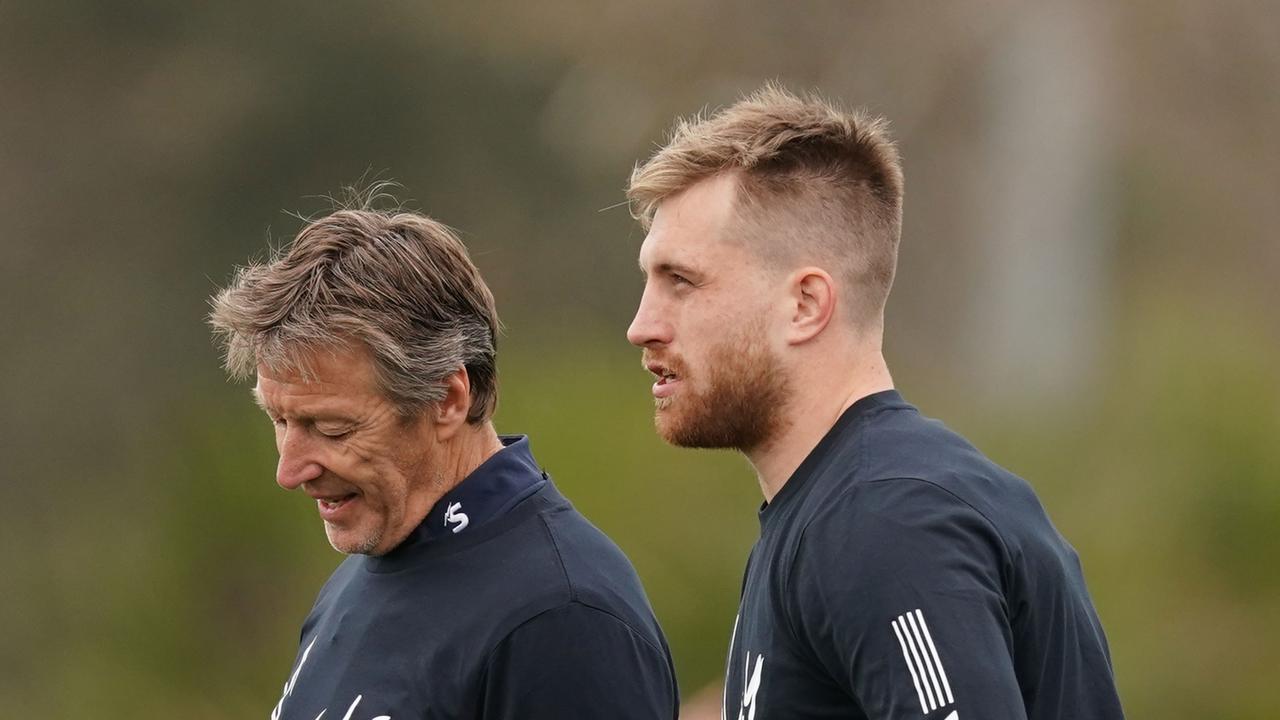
[
  {"xmin": 626, "ymin": 86, "xmax": 1124, "ymax": 719},
  {"xmin": 210, "ymin": 203, "xmax": 677, "ymax": 719}
]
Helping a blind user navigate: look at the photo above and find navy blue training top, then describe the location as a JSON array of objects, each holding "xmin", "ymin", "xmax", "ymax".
[
  {"xmin": 270, "ymin": 436, "xmax": 678, "ymax": 720},
  {"xmin": 723, "ymin": 391, "xmax": 1124, "ymax": 720}
]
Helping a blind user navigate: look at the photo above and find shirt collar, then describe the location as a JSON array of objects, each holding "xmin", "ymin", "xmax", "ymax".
[
  {"xmin": 420, "ymin": 434, "xmax": 547, "ymax": 542},
  {"xmin": 374, "ymin": 435, "xmax": 547, "ymax": 565},
  {"xmin": 758, "ymin": 389, "xmax": 909, "ymax": 526}
]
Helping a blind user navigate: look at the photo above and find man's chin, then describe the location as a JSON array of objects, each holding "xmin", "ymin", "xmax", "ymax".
[
  {"xmin": 655, "ymin": 396, "xmax": 785, "ymax": 452},
  {"xmin": 653, "ymin": 408, "xmax": 687, "ymax": 446},
  {"xmin": 324, "ymin": 522, "xmax": 383, "ymax": 556},
  {"xmin": 656, "ymin": 410, "xmax": 725, "ymax": 450}
]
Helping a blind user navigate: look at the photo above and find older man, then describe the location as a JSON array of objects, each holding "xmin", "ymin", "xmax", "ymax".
[
  {"xmin": 210, "ymin": 203, "xmax": 677, "ymax": 719},
  {"xmin": 626, "ymin": 86, "xmax": 1124, "ymax": 719}
]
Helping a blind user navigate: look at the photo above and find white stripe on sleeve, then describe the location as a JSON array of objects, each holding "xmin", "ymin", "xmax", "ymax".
[
  {"xmin": 891, "ymin": 617, "xmax": 930, "ymax": 714},
  {"xmin": 898, "ymin": 614, "xmax": 938, "ymax": 710},
  {"xmin": 905, "ymin": 610, "xmax": 946, "ymax": 706},
  {"xmin": 915, "ymin": 608, "xmax": 955, "ymax": 705}
]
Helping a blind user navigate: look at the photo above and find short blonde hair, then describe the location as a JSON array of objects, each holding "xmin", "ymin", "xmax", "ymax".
[{"xmin": 627, "ymin": 84, "xmax": 904, "ymax": 327}]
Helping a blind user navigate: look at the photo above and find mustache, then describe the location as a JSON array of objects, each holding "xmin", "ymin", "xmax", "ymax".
[{"xmin": 642, "ymin": 351, "xmax": 685, "ymax": 373}]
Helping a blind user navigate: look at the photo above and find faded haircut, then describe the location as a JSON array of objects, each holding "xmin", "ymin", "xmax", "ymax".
[
  {"xmin": 208, "ymin": 193, "xmax": 500, "ymax": 424},
  {"xmin": 627, "ymin": 83, "xmax": 904, "ymax": 328}
]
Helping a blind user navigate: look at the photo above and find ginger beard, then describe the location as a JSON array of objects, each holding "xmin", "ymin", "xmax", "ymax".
[{"xmin": 651, "ymin": 322, "xmax": 792, "ymax": 453}]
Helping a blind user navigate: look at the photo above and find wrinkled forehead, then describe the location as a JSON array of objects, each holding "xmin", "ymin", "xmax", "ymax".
[{"xmin": 253, "ymin": 342, "xmax": 381, "ymax": 398}]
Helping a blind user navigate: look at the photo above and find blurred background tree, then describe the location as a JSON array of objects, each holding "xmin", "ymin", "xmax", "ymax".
[{"xmin": 1, "ymin": 1, "xmax": 1277, "ymax": 717}]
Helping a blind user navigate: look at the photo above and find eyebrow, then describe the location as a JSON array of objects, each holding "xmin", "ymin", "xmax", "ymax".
[{"xmin": 639, "ymin": 260, "xmax": 700, "ymax": 279}]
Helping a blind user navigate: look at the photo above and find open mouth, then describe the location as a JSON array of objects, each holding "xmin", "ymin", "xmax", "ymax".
[
  {"xmin": 318, "ymin": 493, "xmax": 357, "ymax": 509},
  {"xmin": 645, "ymin": 360, "xmax": 683, "ymax": 399},
  {"xmin": 314, "ymin": 492, "xmax": 359, "ymax": 520}
]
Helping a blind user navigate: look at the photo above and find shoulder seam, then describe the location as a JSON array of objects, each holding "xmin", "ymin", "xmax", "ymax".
[
  {"xmin": 527, "ymin": 511, "xmax": 667, "ymax": 658},
  {"xmin": 860, "ymin": 476, "xmax": 1013, "ymax": 560},
  {"xmin": 535, "ymin": 507, "xmax": 577, "ymax": 603},
  {"xmin": 779, "ymin": 475, "xmax": 1015, "ymax": 650},
  {"xmin": 797, "ymin": 475, "xmax": 1015, "ymax": 575},
  {"xmin": 570, "ymin": 599, "xmax": 669, "ymax": 656},
  {"xmin": 481, "ymin": 599, "xmax": 668, "ymax": 672}
]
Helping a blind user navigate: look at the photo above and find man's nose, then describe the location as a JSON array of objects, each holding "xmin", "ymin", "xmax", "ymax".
[
  {"xmin": 276, "ymin": 425, "xmax": 323, "ymax": 490},
  {"xmin": 626, "ymin": 288, "xmax": 671, "ymax": 347}
]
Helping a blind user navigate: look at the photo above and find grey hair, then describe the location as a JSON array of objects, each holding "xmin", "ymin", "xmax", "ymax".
[{"xmin": 208, "ymin": 199, "xmax": 500, "ymax": 423}]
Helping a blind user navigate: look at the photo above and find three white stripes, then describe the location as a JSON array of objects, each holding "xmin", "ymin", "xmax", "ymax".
[{"xmin": 891, "ymin": 609, "xmax": 954, "ymax": 715}]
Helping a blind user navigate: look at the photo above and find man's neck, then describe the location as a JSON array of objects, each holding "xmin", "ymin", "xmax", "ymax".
[
  {"xmin": 415, "ymin": 423, "xmax": 505, "ymax": 524},
  {"xmin": 442, "ymin": 423, "xmax": 506, "ymax": 491},
  {"xmin": 746, "ymin": 355, "xmax": 893, "ymax": 503},
  {"xmin": 370, "ymin": 422, "xmax": 505, "ymax": 556}
]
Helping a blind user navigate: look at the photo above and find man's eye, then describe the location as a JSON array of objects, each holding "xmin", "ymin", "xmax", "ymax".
[
  {"xmin": 317, "ymin": 426, "xmax": 352, "ymax": 439},
  {"xmin": 671, "ymin": 273, "xmax": 691, "ymax": 286}
]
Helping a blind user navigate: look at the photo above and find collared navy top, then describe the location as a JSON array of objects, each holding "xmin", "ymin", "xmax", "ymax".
[
  {"xmin": 271, "ymin": 435, "xmax": 678, "ymax": 720},
  {"xmin": 723, "ymin": 391, "xmax": 1124, "ymax": 720},
  {"xmin": 370, "ymin": 435, "xmax": 547, "ymax": 565}
]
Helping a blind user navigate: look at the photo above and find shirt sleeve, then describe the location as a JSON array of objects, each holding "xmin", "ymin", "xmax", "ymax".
[
  {"xmin": 479, "ymin": 601, "xmax": 678, "ymax": 720},
  {"xmin": 787, "ymin": 477, "xmax": 1027, "ymax": 720}
]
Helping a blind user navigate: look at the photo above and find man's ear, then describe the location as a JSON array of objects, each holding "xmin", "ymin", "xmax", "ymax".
[
  {"xmin": 433, "ymin": 367, "xmax": 472, "ymax": 440},
  {"xmin": 785, "ymin": 267, "xmax": 836, "ymax": 345}
]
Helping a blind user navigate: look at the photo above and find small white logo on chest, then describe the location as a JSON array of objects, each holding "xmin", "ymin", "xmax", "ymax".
[{"xmin": 445, "ymin": 502, "xmax": 469, "ymax": 533}]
